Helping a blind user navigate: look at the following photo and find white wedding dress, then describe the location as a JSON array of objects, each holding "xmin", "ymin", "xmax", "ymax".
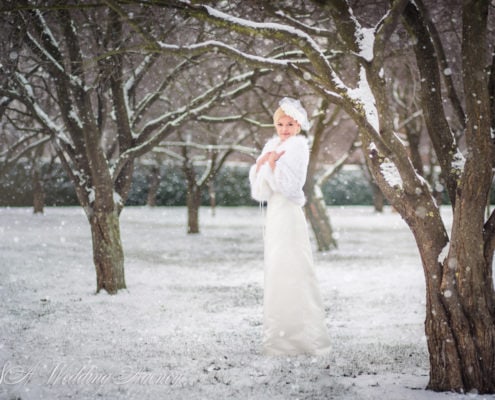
[{"xmin": 249, "ymin": 135, "xmax": 331, "ymax": 356}]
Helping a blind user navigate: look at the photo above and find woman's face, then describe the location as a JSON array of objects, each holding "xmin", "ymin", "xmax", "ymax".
[{"xmin": 275, "ymin": 115, "xmax": 300, "ymax": 142}]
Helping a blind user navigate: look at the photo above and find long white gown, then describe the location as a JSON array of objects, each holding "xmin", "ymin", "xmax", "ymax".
[{"xmin": 249, "ymin": 135, "xmax": 331, "ymax": 356}]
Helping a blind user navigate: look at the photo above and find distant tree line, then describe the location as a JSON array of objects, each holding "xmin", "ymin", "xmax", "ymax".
[{"xmin": 0, "ymin": 160, "xmax": 377, "ymax": 207}]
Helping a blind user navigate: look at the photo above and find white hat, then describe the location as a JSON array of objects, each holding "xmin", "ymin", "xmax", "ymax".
[{"xmin": 279, "ymin": 97, "xmax": 311, "ymax": 131}]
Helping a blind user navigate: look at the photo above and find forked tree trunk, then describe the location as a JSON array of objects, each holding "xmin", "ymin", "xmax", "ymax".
[
  {"xmin": 411, "ymin": 215, "xmax": 495, "ymax": 393},
  {"xmin": 426, "ymin": 0, "xmax": 495, "ymax": 391},
  {"xmin": 305, "ymin": 186, "xmax": 337, "ymax": 251},
  {"xmin": 435, "ymin": 250, "xmax": 494, "ymax": 393},
  {"xmin": 186, "ymin": 186, "xmax": 201, "ymax": 234},
  {"xmin": 406, "ymin": 216, "xmax": 467, "ymax": 391},
  {"xmin": 88, "ymin": 209, "xmax": 126, "ymax": 294},
  {"xmin": 395, "ymin": 1, "xmax": 495, "ymax": 392}
]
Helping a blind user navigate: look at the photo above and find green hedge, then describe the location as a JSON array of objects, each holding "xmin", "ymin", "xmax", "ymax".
[
  {"xmin": 0, "ymin": 160, "xmax": 383, "ymax": 207},
  {"xmin": 323, "ymin": 168, "xmax": 374, "ymax": 205},
  {"xmin": 123, "ymin": 164, "xmax": 375, "ymax": 206},
  {"xmin": 0, "ymin": 162, "xmax": 78, "ymax": 206}
]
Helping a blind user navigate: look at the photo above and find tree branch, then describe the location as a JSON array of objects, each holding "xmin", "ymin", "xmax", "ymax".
[{"xmin": 414, "ymin": 0, "xmax": 465, "ymax": 129}]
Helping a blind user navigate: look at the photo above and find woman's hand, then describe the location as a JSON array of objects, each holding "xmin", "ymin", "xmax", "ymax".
[
  {"xmin": 256, "ymin": 152, "xmax": 271, "ymax": 172},
  {"xmin": 256, "ymin": 150, "xmax": 285, "ymax": 172},
  {"xmin": 268, "ymin": 150, "xmax": 285, "ymax": 170}
]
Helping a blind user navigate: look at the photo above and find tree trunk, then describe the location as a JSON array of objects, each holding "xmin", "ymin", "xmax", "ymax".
[
  {"xmin": 88, "ymin": 209, "xmax": 126, "ymax": 294},
  {"xmin": 435, "ymin": 251, "xmax": 495, "ymax": 393},
  {"xmin": 396, "ymin": 1, "xmax": 495, "ymax": 391},
  {"xmin": 208, "ymin": 179, "xmax": 216, "ymax": 217},
  {"xmin": 429, "ymin": 0, "xmax": 495, "ymax": 391},
  {"xmin": 31, "ymin": 145, "xmax": 45, "ymax": 214},
  {"xmin": 32, "ymin": 167, "xmax": 44, "ymax": 214},
  {"xmin": 146, "ymin": 165, "xmax": 160, "ymax": 207},
  {"xmin": 305, "ymin": 186, "xmax": 337, "ymax": 251},
  {"xmin": 187, "ymin": 186, "xmax": 201, "ymax": 234},
  {"xmin": 413, "ymin": 220, "xmax": 495, "ymax": 393}
]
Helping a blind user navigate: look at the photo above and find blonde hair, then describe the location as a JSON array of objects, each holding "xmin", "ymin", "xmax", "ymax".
[{"xmin": 273, "ymin": 107, "xmax": 301, "ymax": 134}]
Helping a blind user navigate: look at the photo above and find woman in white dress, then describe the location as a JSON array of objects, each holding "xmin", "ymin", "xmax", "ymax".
[{"xmin": 249, "ymin": 97, "xmax": 331, "ymax": 356}]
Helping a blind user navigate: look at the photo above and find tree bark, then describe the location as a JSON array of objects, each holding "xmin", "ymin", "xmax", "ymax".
[
  {"xmin": 186, "ymin": 185, "xmax": 201, "ymax": 234},
  {"xmin": 88, "ymin": 209, "xmax": 126, "ymax": 294},
  {"xmin": 405, "ymin": 213, "xmax": 460, "ymax": 390},
  {"xmin": 362, "ymin": 164, "xmax": 385, "ymax": 213},
  {"xmin": 408, "ymin": 209, "xmax": 495, "ymax": 393},
  {"xmin": 402, "ymin": 1, "xmax": 459, "ymax": 206},
  {"xmin": 31, "ymin": 165, "xmax": 44, "ymax": 214},
  {"xmin": 371, "ymin": 181, "xmax": 384, "ymax": 213}
]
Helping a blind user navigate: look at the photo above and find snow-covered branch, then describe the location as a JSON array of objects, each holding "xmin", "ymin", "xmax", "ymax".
[
  {"xmin": 152, "ymin": 146, "xmax": 185, "ymax": 162},
  {"xmin": 129, "ymin": 55, "xmax": 187, "ymax": 128},
  {"xmin": 111, "ymin": 89, "xmax": 221, "ymax": 182},
  {"xmin": 316, "ymin": 138, "xmax": 359, "ymax": 188},
  {"xmin": 273, "ymin": 10, "xmax": 337, "ymax": 39},
  {"xmin": 136, "ymin": 74, "xmax": 227, "ymax": 144},
  {"xmin": 103, "ymin": 0, "xmax": 161, "ymax": 51},
  {"xmin": 153, "ymin": 2, "xmax": 340, "ymax": 88},
  {"xmin": 158, "ymin": 141, "xmax": 256, "ymax": 157},
  {"xmin": 136, "ymin": 64, "xmax": 268, "ymax": 145},
  {"xmin": 157, "ymin": 40, "xmax": 300, "ymax": 68},
  {"xmin": 0, "ymin": 136, "xmax": 51, "ymax": 174},
  {"xmin": 23, "ymin": 12, "xmax": 84, "ymax": 90},
  {"xmin": 196, "ymin": 114, "xmax": 272, "ymax": 130},
  {"xmin": 125, "ymin": 54, "xmax": 158, "ymax": 95},
  {"xmin": 13, "ymin": 72, "xmax": 64, "ymax": 136}
]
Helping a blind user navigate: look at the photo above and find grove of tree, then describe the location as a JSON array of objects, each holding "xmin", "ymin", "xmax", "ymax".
[{"xmin": 1, "ymin": 0, "xmax": 494, "ymax": 394}]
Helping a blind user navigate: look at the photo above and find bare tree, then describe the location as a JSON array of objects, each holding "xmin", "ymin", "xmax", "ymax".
[
  {"xmin": 304, "ymin": 99, "xmax": 356, "ymax": 251},
  {"xmin": 157, "ymin": 123, "xmax": 255, "ymax": 233},
  {"xmin": 0, "ymin": 99, "xmax": 52, "ymax": 213},
  {"xmin": 0, "ymin": 3, "xmax": 259, "ymax": 293}
]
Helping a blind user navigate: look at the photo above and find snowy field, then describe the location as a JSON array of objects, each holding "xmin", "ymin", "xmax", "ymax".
[{"xmin": 1, "ymin": 205, "xmax": 494, "ymax": 400}]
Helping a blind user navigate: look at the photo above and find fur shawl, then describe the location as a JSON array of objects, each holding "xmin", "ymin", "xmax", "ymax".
[{"xmin": 249, "ymin": 134, "xmax": 309, "ymax": 206}]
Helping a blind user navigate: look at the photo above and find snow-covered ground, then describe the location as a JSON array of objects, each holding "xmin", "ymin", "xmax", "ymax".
[{"xmin": 0, "ymin": 205, "xmax": 494, "ymax": 400}]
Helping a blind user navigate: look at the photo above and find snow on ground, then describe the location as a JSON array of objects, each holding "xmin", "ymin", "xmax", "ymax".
[{"xmin": 0, "ymin": 205, "xmax": 494, "ymax": 400}]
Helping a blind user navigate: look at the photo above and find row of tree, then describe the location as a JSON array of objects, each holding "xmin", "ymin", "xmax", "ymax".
[
  {"xmin": 1, "ymin": 0, "xmax": 494, "ymax": 393},
  {"xmin": 0, "ymin": 0, "xmax": 361, "ymax": 294}
]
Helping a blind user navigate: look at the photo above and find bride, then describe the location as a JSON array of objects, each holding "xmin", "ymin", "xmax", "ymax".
[{"xmin": 249, "ymin": 97, "xmax": 331, "ymax": 356}]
